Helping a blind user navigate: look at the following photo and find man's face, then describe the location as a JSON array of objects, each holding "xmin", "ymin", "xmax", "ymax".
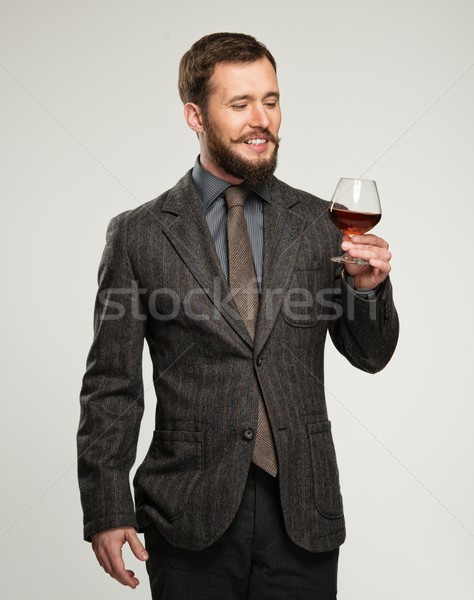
[{"xmin": 199, "ymin": 58, "xmax": 281, "ymax": 185}]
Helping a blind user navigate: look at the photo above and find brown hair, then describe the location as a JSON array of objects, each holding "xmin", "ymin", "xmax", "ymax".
[{"xmin": 178, "ymin": 32, "xmax": 277, "ymax": 111}]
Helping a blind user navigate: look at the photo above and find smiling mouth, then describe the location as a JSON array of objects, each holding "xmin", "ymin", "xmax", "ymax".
[
  {"xmin": 232, "ymin": 130, "xmax": 278, "ymax": 145},
  {"xmin": 244, "ymin": 138, "xmax": 268, "ymax": 146}
]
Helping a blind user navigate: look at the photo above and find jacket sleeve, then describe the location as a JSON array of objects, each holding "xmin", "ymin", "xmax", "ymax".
[
  {"xmin": 77, "ymin": 214, "xmax": 147, "ymax": 541},
  {"xmin": 328, "ymin": 272, "xmax": 399, "ymax": 373}
]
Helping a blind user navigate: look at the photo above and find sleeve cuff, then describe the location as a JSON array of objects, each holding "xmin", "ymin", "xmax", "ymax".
[
  {"xmin": 342, "ymin": 270, "xmax": 383, "ymax": 300},
  {"xmin": 83, "ymin": 513, "xmax": 138, "ymax": 542}
]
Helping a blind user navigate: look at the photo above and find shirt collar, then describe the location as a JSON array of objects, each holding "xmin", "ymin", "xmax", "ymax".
[{"xmin": 192, "ymin": 156, "xmax": 271, "ymax": 211}]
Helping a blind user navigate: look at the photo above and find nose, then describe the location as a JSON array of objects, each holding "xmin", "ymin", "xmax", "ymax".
[{"xmin": 248, "ymin": 104, "xmax": 271, "ymax": 130}]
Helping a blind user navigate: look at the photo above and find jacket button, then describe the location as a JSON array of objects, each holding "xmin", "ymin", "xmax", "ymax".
[
  {"xmin": 256, "ymin": 356, "xmax": 262, "ymax": 366},
  {"xmin": 242, "ymin": 428, "xmax": 254, "ymax": 441}
]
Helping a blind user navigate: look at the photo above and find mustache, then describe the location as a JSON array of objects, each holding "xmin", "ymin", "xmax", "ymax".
[{"xmin": 231, "ymin": 130, "xmax": 280, "ymax": 145}]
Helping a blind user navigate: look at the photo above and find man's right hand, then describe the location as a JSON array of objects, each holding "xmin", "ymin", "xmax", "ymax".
[{"xmin": 92, "ymin": 526, "xmax": 149, "ymax": 589}]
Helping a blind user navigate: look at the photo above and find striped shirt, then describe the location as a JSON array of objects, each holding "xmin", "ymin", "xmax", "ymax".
[{"xmin": 192, "ymin": 157, "xmax": 271, "ymax": 291}]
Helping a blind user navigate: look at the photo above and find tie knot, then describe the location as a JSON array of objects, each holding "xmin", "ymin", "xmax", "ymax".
[{"xmin": 224, "ymin": 186, "xmax": 250, "ymax": 209}]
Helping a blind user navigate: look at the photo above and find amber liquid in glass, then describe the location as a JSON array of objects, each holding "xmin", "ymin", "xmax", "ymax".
[{"xmin": 329, "ymin": 208, "xmax": 381, "ymax": 235}]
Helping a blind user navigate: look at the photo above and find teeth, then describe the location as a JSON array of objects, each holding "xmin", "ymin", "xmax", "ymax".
[{"xmin": 246, "ymin": 138, "xmax": 267, "ymax": 145}]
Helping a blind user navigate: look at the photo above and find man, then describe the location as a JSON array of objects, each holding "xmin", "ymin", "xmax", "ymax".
[{"xmin": 78, "ymin": 32, "xmax": 398, "ymax": 599}]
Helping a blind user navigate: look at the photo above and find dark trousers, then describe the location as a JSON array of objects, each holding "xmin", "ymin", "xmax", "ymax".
[{"xmin": 144, "ymin": 464, "xmax": 339, "ymax": 599}]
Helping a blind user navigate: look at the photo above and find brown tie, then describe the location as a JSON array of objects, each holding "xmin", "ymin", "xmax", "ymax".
[{"xmin": 225, "ymin": 186, "xmax": 278, "ymax": 477}]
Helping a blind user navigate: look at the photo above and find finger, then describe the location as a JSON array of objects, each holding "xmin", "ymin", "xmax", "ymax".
[
  {"xmin": 342, "ymin": 240, "xmax": 389, "ymax": 255},
  {"xmin": 368, "ymin": 258, "xmax": 391, "ymax": 274},
  {"xmin": 343, "ymin": 244, "xmax": 392, "ymax": 263},
  {"xmin": 126, "ymin": 529, "xmax": 149, "ymax": 561},
  {"xmin": 94, "ymin": 536, "xmax": 139, "ymax": 589},
  {"xmin": 116, "ymin": 570, "xmax": 140, "ymax": 589},
  {"xmin": 107, "ymin": 547, "xmax": 140, "ymax": 588},
  {"xmin": 350, "ymin": 234, "xmax": 389, "ymax": 248}
]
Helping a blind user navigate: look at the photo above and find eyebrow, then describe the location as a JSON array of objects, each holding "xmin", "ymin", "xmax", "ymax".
[{"xmin": 226, "ymin": 91, "xmax": 280, "ymax": 104}]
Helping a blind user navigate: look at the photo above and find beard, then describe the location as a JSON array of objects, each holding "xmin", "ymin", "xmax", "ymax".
[{"xmin": 203, "ymin": 115, "xmax": 280, "ymax": 186}]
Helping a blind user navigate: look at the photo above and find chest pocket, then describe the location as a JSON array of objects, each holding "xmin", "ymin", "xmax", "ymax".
[{"xmin": 281, "ymin": 261, "xmax": 340, "ymax": 327}]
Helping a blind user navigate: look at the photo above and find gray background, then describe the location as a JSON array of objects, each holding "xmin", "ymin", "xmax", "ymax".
[{"xmin": 1, "ymin": 0, "xmax": 473, "ymax": 598}]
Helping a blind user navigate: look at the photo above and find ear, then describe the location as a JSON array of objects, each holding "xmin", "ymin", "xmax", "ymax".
[{"xmin": 184, "ymin": 102, "xmax": 204, "ymax": 134}]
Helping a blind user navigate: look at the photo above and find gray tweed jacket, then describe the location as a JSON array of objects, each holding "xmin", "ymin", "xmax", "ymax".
[{"xmin": 77, "ymin": 170, "xmax": 399, "ymax": 552}]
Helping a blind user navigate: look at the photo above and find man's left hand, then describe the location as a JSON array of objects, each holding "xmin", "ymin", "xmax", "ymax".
[{"xmin": 342, "ymin": 234, "xmax": 392, "ymax": 290}]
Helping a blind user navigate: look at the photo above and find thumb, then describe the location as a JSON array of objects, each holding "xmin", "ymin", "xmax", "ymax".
[{"xmin": 126, "ymin": 530, "xmax": 149, "ymax": 561}]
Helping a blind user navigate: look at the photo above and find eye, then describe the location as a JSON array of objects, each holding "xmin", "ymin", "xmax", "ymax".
[
  {"xmin": 264, "ymin": 101, "xmax": 278, "ymax": 109},
  {"xmin": 231, "ymin": 104, "xmax": 247, "ymax": 110}
]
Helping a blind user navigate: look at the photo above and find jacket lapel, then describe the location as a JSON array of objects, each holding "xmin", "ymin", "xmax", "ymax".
[
  {"xmin": 160, "ymin": 172, "xmax": 254, "ymax": 347},
  {"xmin": 254, "ymin": 178, "xmax": 307, "ymax": 356}
]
